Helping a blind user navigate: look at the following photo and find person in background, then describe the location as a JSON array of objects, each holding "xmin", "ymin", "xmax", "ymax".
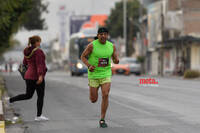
[
  {"xmin": 8, "ymin": 58, "xmax": 13, "ymax": 72},
  {"xmin": 8, "ymin": 35, "xmax": 49, "ymax": 121}
]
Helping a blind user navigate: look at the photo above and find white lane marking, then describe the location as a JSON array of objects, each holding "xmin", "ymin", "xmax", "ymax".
[
  {"xmin": 132, "ymin": 118, "xmax": 170, "ymax": 126},
  {"xmin": 48, "ymin": 77, "xmax": 153, "ymax": 117},
  {"xmin": 110, "ymin": 98, "xmax": 153, "ymax": 116}
]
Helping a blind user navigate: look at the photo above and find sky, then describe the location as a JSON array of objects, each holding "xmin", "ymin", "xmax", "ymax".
[
  {"xmin": 15, "ymin": 0, "xmax": 121, "ymax": 45},
  {"xmin": 14, "ymin": 0, "xmax": 157, "ymax": 45}
]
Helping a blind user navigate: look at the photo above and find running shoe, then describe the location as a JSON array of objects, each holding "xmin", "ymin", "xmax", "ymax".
[
  {"xmin": 99, "ymin": 119, "xmax": 108, "ymax": 128},
  {"xmin": 35, "ymin": 115, "xmax": 49, "ymax": 121}
]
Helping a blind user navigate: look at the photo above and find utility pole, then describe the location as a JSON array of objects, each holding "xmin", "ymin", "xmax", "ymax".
[
  {"xmin": 139, "ymin": 0, "xmax": 143, "ymax": 56},
  {"xmin": 139, "ymin": 0, "xmax": 146, "ymax": 74},
  {"xmin": 123, "ymin": 0, "xmax": 128, "ymax": 56},
  {"xmin": 160, "ymin": 3, "xmax": 164, "ymax": 76}
]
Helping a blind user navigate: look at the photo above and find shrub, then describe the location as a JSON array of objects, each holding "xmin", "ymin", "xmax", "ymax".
[
  {"xmin": 137, "ymin": 56, "xmax": 145, "ymax": 63},
  {"xmin": 183, "ymin": 70, "xmax": 200, "ymax": 79}
]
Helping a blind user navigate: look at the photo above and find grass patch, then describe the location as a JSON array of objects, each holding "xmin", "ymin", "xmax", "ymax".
[
  {"xmin": 5, "ymin": 118, "xmax": 23, "ymax": 126},
  {"xmin": 184, "ymin": 70, "xmax": 200, "ymax": 79},
  {"xmin": 5, "ymin": 120, "xmax": 12, "ymax": 126},
  {"xmin": 0, "ymin": 76, "xmax": 5, "ymax": 98}
]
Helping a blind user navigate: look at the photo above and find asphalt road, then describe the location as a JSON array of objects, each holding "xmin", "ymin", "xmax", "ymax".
[{"xmin": 3, "ymin": 71, "xmax": 200, "ymax": 133}]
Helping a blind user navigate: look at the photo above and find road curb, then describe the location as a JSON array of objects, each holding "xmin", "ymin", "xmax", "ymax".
[{"xmin": 0, "ymin": 76, "xmax": 5, "ymax": 133}]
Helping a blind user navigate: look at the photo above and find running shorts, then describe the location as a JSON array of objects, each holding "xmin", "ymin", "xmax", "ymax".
[{"xmin": 88, "ymin": 77, "xmax": 111, "ymax": 88}]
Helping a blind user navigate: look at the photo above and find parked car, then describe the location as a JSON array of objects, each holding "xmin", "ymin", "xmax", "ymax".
[
  {"xmin": 121, "ymin": 57, "xmax": 141, "ymax": 75},
  {"xmin": 111, "ymin": 60, "xmax": 130, "ymax": 75},
  {"xmin": 0, "ymin": 64, "xmax": 5, "ymax": 72},
  {"xmin": 12, "ymin": 62, "xmax": 19, "ymax": 72}
]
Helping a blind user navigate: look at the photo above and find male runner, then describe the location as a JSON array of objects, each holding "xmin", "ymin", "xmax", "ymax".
[{"xmin": 81, "ymin": 27, "xmax": 119, "ymax": 128}]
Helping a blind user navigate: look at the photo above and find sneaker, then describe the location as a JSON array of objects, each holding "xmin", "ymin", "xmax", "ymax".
[
  {"xmin": 5, "ymin": 96, "xmax": 10, "ymax": 103},
  {"xmin": 4, "ymin": 96, "xmax": 12, "ymax": 108},
  {"xmin": 99, "ymin": 119, "xmax": 108, "ymax": 128},
  {"xmin": 35, "ymin": 115, "xmax": 49, "ymax": 121}
]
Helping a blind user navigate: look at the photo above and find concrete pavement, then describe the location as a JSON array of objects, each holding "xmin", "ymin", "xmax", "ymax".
[
  {"xmin": 0, "ymin": 74, "xmax": 26, "ymax": 133},
  {"xmin": 2, "ymin": 71, "xmax": 200, "ymax": 133}
]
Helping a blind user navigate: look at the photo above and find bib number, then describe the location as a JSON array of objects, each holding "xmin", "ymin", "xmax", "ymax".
[{"xmin": 98, "ymin": 58, "xmax": 109, "ymax": 67}]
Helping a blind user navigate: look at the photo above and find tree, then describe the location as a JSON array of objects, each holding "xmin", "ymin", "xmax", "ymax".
[
  {"xmin": 0, "ymin": 0, "xmax": 31, "ymax": 54},
  {"xmin": 0, "ymin": 0, "xmax": 48, "ymax": 55},
  {"xmin": 22, "ymin": 0, "xmax": 48, "ymax": 30},
  {"xmin": 106, "ymin": 0, "xmax": 146, "ymax": 56}
]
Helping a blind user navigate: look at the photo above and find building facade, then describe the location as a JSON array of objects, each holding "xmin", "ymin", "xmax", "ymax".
[{"xmin": 147, "ymin": 0, "xmax": 200, "ymax": 76}]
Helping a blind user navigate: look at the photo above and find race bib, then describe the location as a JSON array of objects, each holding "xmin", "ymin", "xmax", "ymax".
[{"xmin": 98, "ymin": 58, "xmax": 109, "ymax": 67}]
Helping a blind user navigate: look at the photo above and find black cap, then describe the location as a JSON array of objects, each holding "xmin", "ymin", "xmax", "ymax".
[
  {"xmin": 97, "ymin": 27, "xmax": 108, "ymax": 34},
  {"xmin": 94, "ymin": 36, "xmax": 98, "ymax": 40}
]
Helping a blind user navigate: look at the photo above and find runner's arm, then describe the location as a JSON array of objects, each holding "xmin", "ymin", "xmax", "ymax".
[
  {"xmin": 112, "ymin": 45, "xmax": 119, "ymax": 64},
  {"xmin": 81, "ymin": 43, "xmax": 93, "ymax": 68}
]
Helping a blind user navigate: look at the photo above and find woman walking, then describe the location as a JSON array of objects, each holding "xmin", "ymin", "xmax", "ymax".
[{"xmin": 9, "ymin": 35, "xmax": 49, "ymax": 121}]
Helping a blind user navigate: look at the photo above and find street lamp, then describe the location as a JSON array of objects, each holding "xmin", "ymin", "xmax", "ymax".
[{"xmin": 123, "ymin": 0, "xmax": 128, "ymax": 56}]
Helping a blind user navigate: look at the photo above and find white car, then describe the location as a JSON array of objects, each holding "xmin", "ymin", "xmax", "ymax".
[
  {"xmin": 12, "ymin": 63, "xmax": 19, "ymax": 72},
  {"xmin": 121, "ymin": 57, "xmax": 141, "ymax": 75}
]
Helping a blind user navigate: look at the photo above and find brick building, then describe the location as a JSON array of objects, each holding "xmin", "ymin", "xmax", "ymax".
[
  {"xmin": 167, "ymin": 0, "xmax": 200, "ymax": 36},
  {"xmin": 147, "ymin": 0, "xmax": 200, "ymax": 76}
]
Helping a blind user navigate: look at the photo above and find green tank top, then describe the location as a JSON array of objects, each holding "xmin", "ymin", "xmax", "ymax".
[{"xmin": 88, "ymin": 39, "xmax": 113, "ymax": 79}]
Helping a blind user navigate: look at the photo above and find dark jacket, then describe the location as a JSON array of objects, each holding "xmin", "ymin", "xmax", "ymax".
[{"xmin": 23, "ymin": 46, "xmax": 47, "ymax": 80}]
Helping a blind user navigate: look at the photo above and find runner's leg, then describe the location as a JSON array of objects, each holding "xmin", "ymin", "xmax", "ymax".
[
  {"xmin": 89, "ymin": 87, "xmax": 99, "ymax": 103},
  {"xmin": 100, "ymin": 82, "xmax": 111, "ymax": 119}
]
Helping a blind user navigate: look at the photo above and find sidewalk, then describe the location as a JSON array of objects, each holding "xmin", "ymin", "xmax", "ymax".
[
  {"xmin": 0, "ymin": 74, "xmax": 25, "ymax": 133},
  {"xmin": 0, "ymin": 76, "xmax": 5, "ymax": 133},
  {"xmin": 142, "ymin": 73, "xmax": 200, "ymax": 81}
]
